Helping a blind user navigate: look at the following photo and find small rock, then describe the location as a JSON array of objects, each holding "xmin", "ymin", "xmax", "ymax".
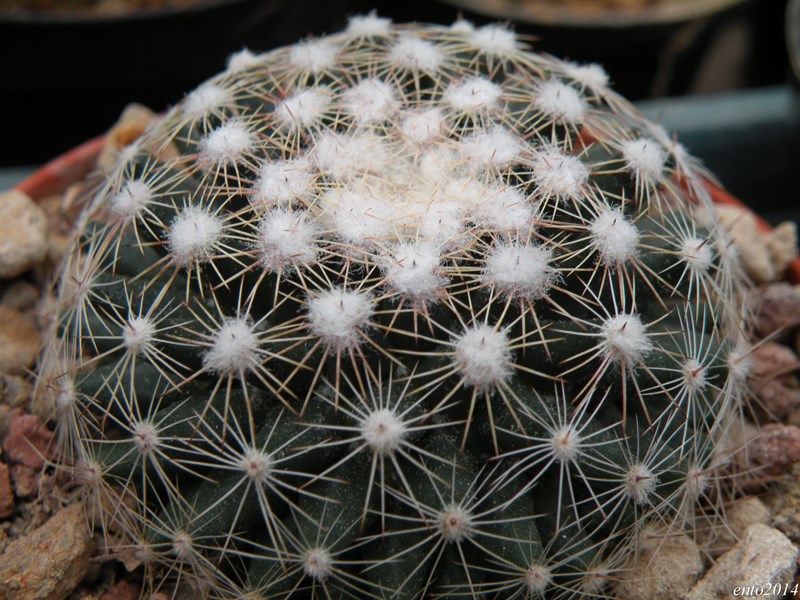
[
  {"xmin": 47, "ymin": 232, "xmax": 72, "ymax": 268},
  {"xmin": 100, "ymin": 580, "xmax": 141, "ymax": 600},
  {"xmin": 751, "ymin": 283, "xmax": 800, "ymax": 338},
  {"xmin": 614, "ymin": 530, "xmax": 703, "ymax": 600},
  {"xmin": 38, "ymin": 192, "xmax": 76, "ymax": 237},
  {"xmin": 0, "ymin": 375, "xmax": 32, "ymax": 411},
  {"xmin": 10, "ymin": 464, "xmax": 39, "ymax": 498},
  {"xmin": 0, "ymin": 190, "xmax": 49, "ymax": 279},
  {"xmin": 717, "ymin": 205, "xmax": 776, "ymax": 284},
  {"xmin": 727, "ymin": 497, "xmax": 773, "ymax": 536},
  {"xmin": 0, "ymin": 463, "xmax": 13, "ymax": 519},
  {"xmin": 686, "ymin": 524, "xmax": 798, "ymax": 600},
  {"xmin": 697, "ymin": 496, "xmax": 772, "ymax": 555},
  {"xmin": 766, "ymin": 463, "xmax": 800, "ymax": 542},
  {"xmin": 0, "ymin": 306, "xmax": 40, "ymax": 375},
  {"xmin": 746, "ymin": 423, "xmax": 800, "ymax": 476},
  {"xmin": 748, "ymin": 343, "xmax": 800, "ymax": 421},
  {"xmin": 98, "ymin": 103, "xmax": 175, "ymax": 175},
  {"xmin": 0, "ymin": 503, "xmax": 95, "ymax": 600},
  {"xmin": 2, "ymin": 409, "xmax": 54, "ymax": 469},
  {"xmin": 0, "ymin": 280, "xmax": 39, "ymax": 311},
  {"xmin": 767, "ymin": 221, "xmax": 799, "ymax": 277}
]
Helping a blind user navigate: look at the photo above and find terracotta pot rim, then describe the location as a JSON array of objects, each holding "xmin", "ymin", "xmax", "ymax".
[
  {"xmin": 16, "ymin": 134, "xmax": 800, "ymax": 284},
  {"xmin": 16, "ymin": 135, "xmax": 105, "ymax": 201}
]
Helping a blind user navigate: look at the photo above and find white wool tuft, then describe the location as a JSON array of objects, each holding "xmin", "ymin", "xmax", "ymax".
[
  {"xmin": 727, "ymin": 341, "xmax": 752, "ymax": 383},
  {"xmin": 444, "ymin": 77, "xmax": 502, "ymax": 114},
  {"xmin": 55, "ymin": 379, "xmax": 76, "ymax": 412},
  {"xmin": 239, "ymin": 448, "xmax": 273, "ymax": 484},
  {"xmin": 535, "ymin": 80, "xmax": 587, "ymax": 125},
  {"xmin": 289, "ymin": 38, "xmax": 338, "ymax": 74},
  {"xmin": 307, "ymin": 288, "xmax": 374, "ymax": 348},
  {"xmin": 133, "ymin": 421, "xmax": 160, "ymax": 455},
  {"xmin": 473, "ymin": 186, "xmax": 533, "ymax": 232},
  {"xmin": 550, "ymin": 425, "xmax": 582, "ymax": 463},
  {"xmin": 360, "ymin": 408, "xmax": 406, "ymax": 456},
  {"xmin": 459, "ymin": 126, "xmax": 521, "ymax": 170},
  {"xmin": 225, "ymin": 48, "xmax": 261, "ymax": 73},
  {"xmin": 417, "ymin": 145, "xmax": 458, "ymax": 182},
  {"xmin": 319, "ymin": 188, "xmax": 391, "ymax": 246},
  {"xmin": 118, "ymin": 141, "xmax": 142, "ymax": 169},
  {"xmin": 454, "ymin": 324, "xmax": 512, "ymax": 388},
  {"xmin": 312, "ymin": 131, "xmax": 388, "ymax": 180},
  {"xmin": 258, "ymin": 209, "xmax": 319, "ymax": 268},
  {"xmin": 621, "ymin": 138, "xmax": 667, "ymax": 185},
  {"xmin": 450, "ymin": 19, "xmax": 475, "ymax": 34},
  {"xmin": 524, "ymin": 565, "xmax": 552, "ymax": 594},
  {"xmin": 400, "ymin": 108, "xmax": 445, "ymax": 145},
  {"xmin": 226, "ymin": 48, "xmax": 262, "ymax": 73},
  {"xmin": 624, "ymin": 463, "xmax": 658, "ymax": 505},
  {"xmin": 561, "ymin": 62, "xmax": 609, "ymax": 90},
  {"xmin": 198, "ymin": 121, "xmax": 256, "ymax": 168},
  {"xmin": 203, "ymin": 318, "xmax": 260, "ymax": 374},
  {"xmin": 169, "ymin": 206, "xmax": 223, "ymax": 267},
  {"xmin": 530, "ymin": 147, "xmax": 589, "ymax": 200},
  {"xmin": 470, "ymin": 23, "xmax": 518, "ymax": 57},
  {"xmin": 111, "ymin": 179, "xmax": 153, "ymax": 220},
  {"xmin": 383, "ymin": 241, "xmax": 443, "ymax": 300},
  {"xmin": 184, "ymin": 84, "xmax": 233, "ymax": 120},
  {"xmin": 681, "ymin": 357, "xmax": 708, "ymax": 394},
  {"xmin": 441, "ymin": 177, "xmax": 490, "ymax": 212},
  {"xmin": 123, "ymin": 316, "xmax": 156, "ymax": 355},
  {"xmin": 171, "ymin": 532, "xmax": 194, "ymax": 560},
  {"xmin": 417, "ymin": 200, "xmax": 466, "ymax": 246},
  {"xmin": 683, "ymin": 466, "xmax": 710, "ymax": 503},
  {"xmin": 649, "ymin": 123, "xmax": 693, "ymax": 171},
  {"xmin": 483, "ymin": 242, "xmax": 555, "ymax": 298},
  {"xmin": 680, "ymin": 236, "xmax": 714, "ymax": 274},
  {"xmin": 580, "ymin": 569, "xmax": 611, "ymax": 596},
  {"xmin": 275, "ymin": 87, "xmax": 332, "ymax": 130},
  {"xmin": 303, "ymin": 548, "xmax": 334, "ymax": 582},
  {"xmin": 438, "ymin": 504, "xmax": 474, "ymax": 543},
  {"xmin": 389, "ymin": 35, "xmax": 445, "ymax": 72},
  {"xmin": 254, "ymin": 157, "xmax": 314, "ymax": 206},
  {"xmin": 589, "ymin": 206, "xmax": 639, "ymax": 265},
  {"xmin": 342, "ymin": 78, "xmax": 400, "ymax": 125},
  {"xmin": 600, "ymin": 313, "xmax": 653, "ymax": 365},
  {"xmin": 345, "ymin": 11, "xmax": 392, "ymax": 37}
]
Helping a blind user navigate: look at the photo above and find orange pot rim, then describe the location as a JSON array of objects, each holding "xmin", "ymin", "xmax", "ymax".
[
  {"xmin": 16, "ymin": 135, "xmax": 105, "ymax": 202},
  {"xmin": 15, "ymin": 135, "xmax": 800, "ymax": 284}
]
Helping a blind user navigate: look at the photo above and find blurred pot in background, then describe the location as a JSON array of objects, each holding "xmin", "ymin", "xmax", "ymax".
[
  {"xmin": 360, "ymin": 0, "xmax": 787, "ymax": 100},
  {"xmin": 0, "ymin": 0, "xmax": 348, "ymax": 166}
]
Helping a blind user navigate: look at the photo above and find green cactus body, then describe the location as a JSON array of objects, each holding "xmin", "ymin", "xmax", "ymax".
[{"xmin": 42, "ymin": 13, "xmax": 750, "ymax": 599}]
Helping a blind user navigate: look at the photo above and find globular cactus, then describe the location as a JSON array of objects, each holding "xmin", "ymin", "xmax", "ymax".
[{"xmin": 41, "ymin": 13, "xmax": 753, "ymax": 599}]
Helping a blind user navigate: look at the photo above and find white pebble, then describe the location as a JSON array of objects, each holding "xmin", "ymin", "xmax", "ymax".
[{"xmin": 0, "ymin": 190, "xmax": 48, "ymax": 278}]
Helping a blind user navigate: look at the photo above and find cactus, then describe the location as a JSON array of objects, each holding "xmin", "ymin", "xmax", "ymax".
[{"xmin": 41, "ymin": 13, "xmax": 752, "ymax": 599}]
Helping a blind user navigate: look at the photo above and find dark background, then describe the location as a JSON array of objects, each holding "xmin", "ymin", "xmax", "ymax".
[{"xmin": 1, "ymin": 0, "xmax": 796, "ymax": 224}]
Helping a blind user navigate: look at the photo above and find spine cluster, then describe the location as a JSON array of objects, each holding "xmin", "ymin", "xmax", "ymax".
[{"xmin": 42, "ymin": 13, "xmax": 750, "ymax": 599}]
